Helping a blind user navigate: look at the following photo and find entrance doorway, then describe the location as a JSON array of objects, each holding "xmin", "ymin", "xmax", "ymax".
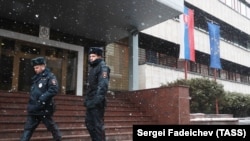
[{"xmin": 0, "ymin": 38, "xmax": 78, "ymax": 95}]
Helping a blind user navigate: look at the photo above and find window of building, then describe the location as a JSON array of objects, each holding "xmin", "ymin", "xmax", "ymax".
[
  {"xmin": 219, "ymin": 0, "xmax": 250, "ymax": 19},
  {"xmin": 146, "ymin": 49, "xmax": 158, "ymax": 64},
  {"xmin": 139, "ymin": 48, "xmax": 146, "ymax": 65},
  {"xmin": 240, "ymin": 74, "xmax": 249, "ymax": 83},
  {"xmin": 190, "ymin": 62, "xmax": 198, "ymax": 73},
  {"xmin": 220, "ymin": 69, "xmax": 227, "ymax": 79},
  {"xmin": 200, "ymin": 64, "xmax": 209, "ymax": 76}
]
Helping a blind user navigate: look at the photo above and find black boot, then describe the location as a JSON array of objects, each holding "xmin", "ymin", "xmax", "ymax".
[
  {"xmin": 20, "ymin": 130, "xmax": 33, "ymax": 141},
  {"xmin": 51, "ymin": 126, "xmax": 62, "ymax": 141}
]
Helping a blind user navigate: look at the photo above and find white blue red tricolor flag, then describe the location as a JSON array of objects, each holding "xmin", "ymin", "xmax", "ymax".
[
  {"xmin": 208, "ymin": 22, "xmax": 221, "ymax": 69},
  {"xmin": 179, "ymin": 6, "xmax": 195, "ymax": 62}
]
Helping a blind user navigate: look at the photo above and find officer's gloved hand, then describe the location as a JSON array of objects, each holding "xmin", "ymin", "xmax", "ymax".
[
  {"xmin": 39, "ymin": 94, "xmax": 47, "ymax": 102},
  {"xmin": 37, "ymin": 100, "xmax": 46, "ymax": 109}
]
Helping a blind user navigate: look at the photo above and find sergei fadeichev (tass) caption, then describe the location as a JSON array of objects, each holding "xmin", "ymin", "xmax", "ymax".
[{"xmin": 133, "ymin": 125, "xmax": 249, "ymax": 140}]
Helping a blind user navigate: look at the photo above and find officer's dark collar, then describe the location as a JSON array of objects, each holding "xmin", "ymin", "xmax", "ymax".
[
  {"xmin": 88, "ymin": 58, "xmax": 102, "ymax": 66},
  {"xmin": 32, "ymin": 68, "xmax": 49, "ymax": 80}
]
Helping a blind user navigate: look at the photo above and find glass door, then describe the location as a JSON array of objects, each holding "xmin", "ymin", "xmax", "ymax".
[
  {"xmin": 18, "ymin": 56, "xmax": 63, "ymax": 93},
  {"xmin": 18, "ymin": 57, "xmax": 34, "ymax": 91},
  {"xmin": 0, "ymin": 38, "xmax": 78, "ymax": 95}
]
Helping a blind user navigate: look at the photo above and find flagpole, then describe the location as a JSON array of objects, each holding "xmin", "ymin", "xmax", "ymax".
[
  {"xmin": 214, "ymin": 68, "xmax": 217, "ymax": 81},
  {"xmin": 214, "ymin": 68, "xmax": 219, "ymax": 114},
  {"xmin": 184, "ymin": 60, "xmax": 188, "ymax": 80}
]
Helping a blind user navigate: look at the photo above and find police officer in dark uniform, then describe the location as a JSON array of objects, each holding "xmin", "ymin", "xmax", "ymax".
[
  {"xmin": 20, "ymin": 57, "xmax": 62, "ymax": 141},
  {"xmin": 84, "ymin": 47, "xmax": 110, "ymax": 141}
]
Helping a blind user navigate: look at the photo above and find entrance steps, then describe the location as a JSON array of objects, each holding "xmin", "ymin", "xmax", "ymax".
[{"xmin": 0, "ymin": 91, "xmax": 156, "ymax": 141}]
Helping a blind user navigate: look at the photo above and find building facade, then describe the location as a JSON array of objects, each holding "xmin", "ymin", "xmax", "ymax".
[
  {"xmin": 0, "ymin": 0, "xmax": 184, "ymax": 95},
  {"xmin": 0, "ymin": 0, "xmax": 250, "ymax": 95},
  {"xmin": 139, "ymin": 0, "xmax": 250, "ymax": 94},
  {"xmin": 105, "ymin": 0, "xmax": 250, "ymax": 94}
]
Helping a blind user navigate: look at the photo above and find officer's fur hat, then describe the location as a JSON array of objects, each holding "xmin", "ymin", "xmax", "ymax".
[
  {"xmin": 88, "ymin": 47, "xmax": 103, "ymax": 56},
  {"xmin": 31, "ymin": 57, "xmax": 46, "ymax": 67}
]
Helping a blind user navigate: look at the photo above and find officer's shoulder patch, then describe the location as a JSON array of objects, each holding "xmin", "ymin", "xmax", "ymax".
[
  {"xmin": 51, "ymin": 79, "xmax": 57, "ymax": 85},
  {"xmin": 102, "ymin": 72, "xmax": 108, "ymax": 78}
]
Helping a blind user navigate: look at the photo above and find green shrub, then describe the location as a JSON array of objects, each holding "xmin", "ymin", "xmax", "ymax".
[
  {"xmin": 162, "ymin": 78, "xmax": 225, "ymax": 114},
  {"xmin": 162, "ymin": 78, "xmax": 250, "ymax": 117},
  {"xmin": 220, "ymin": 92, "xmax": 250, "ymax": 117}
]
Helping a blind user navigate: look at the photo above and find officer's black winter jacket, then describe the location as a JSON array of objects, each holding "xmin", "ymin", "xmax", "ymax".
[
  {"xmin": 84, "ymin": 59, "xmax": 110, "ymax": 109},
  {"xmin": 27, "ymin": 68, "xmax": 59, "ymax": 116}
]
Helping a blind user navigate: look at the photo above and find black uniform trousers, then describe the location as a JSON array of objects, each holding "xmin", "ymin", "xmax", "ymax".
[
  {"xmin": 85, "ymin": 106, "xmax": 106, "ymax": 141},
  {"xmin": 20, "ymin": 115, "xmax": 61, "ymax": 141}
]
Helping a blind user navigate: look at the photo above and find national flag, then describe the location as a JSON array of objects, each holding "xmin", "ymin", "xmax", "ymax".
[
  {"xmin": 208, "ymin": 22, "xmax": 221, "ymax": 69},
  {"xmin": 179, "ymin": 6, "xmax": 195, "ymax": 62}
]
